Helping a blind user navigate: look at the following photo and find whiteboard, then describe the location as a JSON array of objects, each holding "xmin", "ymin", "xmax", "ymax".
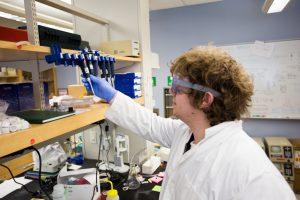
[{"xmin": 219, "ymin": 40, "xmax": 300, "ymax": 119}]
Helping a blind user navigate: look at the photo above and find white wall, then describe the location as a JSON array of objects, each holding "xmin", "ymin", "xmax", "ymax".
[
  {"xmin": 150, "ymin": 0, "xmax": 300, "ymax": 138},
  {"xmin": 72, "ymin": 0, "xmax": 153, "ymax": 160}
]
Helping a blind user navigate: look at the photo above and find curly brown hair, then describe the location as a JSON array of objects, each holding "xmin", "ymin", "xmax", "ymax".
[{"xmin": 170, "ymin": 46, "xmax": 254, "ymax": 126}]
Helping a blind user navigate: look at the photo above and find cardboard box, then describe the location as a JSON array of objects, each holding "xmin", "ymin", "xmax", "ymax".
[
  {"xmin": 57, "ymin": 167, "xmax": 98, "ymax": 200},
  {"xmin": 6, "ymin": 68, "xmax": 17, "ymax": 76},
  {"xmin": 67, "ymin": 85, "xmax": 87, "ymax": 98},
  {"xmin": 100, "ymin": 40, "xmax": 140, "ymax": 57}
]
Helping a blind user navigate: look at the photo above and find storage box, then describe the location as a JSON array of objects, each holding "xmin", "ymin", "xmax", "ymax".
[
  {"xmin": 115, "ymin": 84, "xmax": 141, "ymax": 92},
  {"xmin": 124, "ymin": 90, "xmax": 141, "ymax": 98},
  {"xmin": 100, "ymin": 40, "xmax": 140, "ymax": 57},
  {"xmin": 0, "ymin": 26, "xmax": 28, "ymax": 42},
  {"xmin": 17, "ymin": 82, "xmax": 34, "ymax": 111},
  {"xmin": 115, "ymin": 72, "xmax": 141, "ymax": 79},
  {"xmin": 67, "ymin": 85, "xmax": 87, "ymax": 98},
  {"xmin": 0, "ymin": 83, "xmax": 19, "ymax": 113},
  {"xmin": 6, "ymin": 68, "xmax": 17, "ymax": 76},
  {"xmin": 19, "ymin": 25, "xmax": 82, "ymax": 50},
  {"xmin": 114, "ymin": 78, "xmax": 141, "ymax": 86},
  {"xmin": 57, "ymin": 168, "xmax": 98, "ymax": 200}
]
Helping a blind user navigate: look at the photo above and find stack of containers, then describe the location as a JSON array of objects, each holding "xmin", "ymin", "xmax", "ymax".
[
  {"xmin": 265, "ymin": 137, "xmax": 294, "ymax": 189},
  {"xmin": 114, "ymin": 72, "xmax": 142, "ymax": 98}
]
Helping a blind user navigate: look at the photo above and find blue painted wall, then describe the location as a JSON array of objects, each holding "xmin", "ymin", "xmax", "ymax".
[{"xmin": 150, "ymin": 0, "xmax": 300, "ymax": 138}]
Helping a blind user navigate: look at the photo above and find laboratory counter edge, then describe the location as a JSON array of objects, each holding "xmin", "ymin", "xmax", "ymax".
[{"xmin": 1, "ymin": 159, "xmax": 162, "ymax": 200}]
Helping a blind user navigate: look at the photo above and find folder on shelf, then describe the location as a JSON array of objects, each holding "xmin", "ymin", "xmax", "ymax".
[{"xmin": 10, "ymin": 110, "xmax": 75, "ymax": 124}]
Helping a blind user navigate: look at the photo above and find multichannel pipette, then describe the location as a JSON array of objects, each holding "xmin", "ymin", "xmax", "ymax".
[{"xmin": 78, "ymin": 54, "xmax": 96, "ymax": 96}]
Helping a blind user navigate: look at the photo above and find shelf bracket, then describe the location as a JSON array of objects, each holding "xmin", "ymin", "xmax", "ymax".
[{"xmin": 24, "ymin": 0, "xmax": 46, "ymax": 110}]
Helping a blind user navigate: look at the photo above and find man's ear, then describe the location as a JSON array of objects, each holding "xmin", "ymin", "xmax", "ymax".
[{"xmin": 200, "ymin": 92, "xmax": 214, "ymax": 108}]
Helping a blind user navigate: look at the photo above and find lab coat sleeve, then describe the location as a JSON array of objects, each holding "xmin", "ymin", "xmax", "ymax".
[
  {"xmin": 105, "ymin": 92, "xmax": 183, "ymax": 148},
  {"xmin": 234, "ymin": 172, "xmax": 296, "ymax": 200}
]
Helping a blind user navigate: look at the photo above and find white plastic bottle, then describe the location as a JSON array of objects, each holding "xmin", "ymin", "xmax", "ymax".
[
  {"xmin": 104, "ymin": 180, "xmax": 119, "ymax": 200},
  {"xmin": 52, "ymin": 184, "xmax": 66, "ymax": 200}
]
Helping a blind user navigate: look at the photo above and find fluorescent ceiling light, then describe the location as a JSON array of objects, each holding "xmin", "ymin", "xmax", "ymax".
[
  {"xmin": 0, "ymin": 1, "xmax": 73, "ymax": 30},
  {"xmin": 262, "ymin": 0, "xmax": 290, "ymax": 14}
]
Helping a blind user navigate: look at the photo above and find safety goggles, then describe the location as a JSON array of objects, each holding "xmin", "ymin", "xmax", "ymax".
[{"xmin": 170, "ymin": 75, "xmax": 222, "ymax": 98}]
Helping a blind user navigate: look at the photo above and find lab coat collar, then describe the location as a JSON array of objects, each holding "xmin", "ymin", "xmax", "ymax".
[
  {"xmin": 204, "ymin": 120, "xmax": 242, "ymax": 141},
  {"xmin": 178, "ymin": 120, "xmax": 243, "ymax": 165}
]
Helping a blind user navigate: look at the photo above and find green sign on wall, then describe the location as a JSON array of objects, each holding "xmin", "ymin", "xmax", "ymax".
[
  {"xmin": 167, "ymin": 76, "xmax": 172, "ymax": 86},
  {"xmin": 152, "ymin": 77, "xmax": 156, "ymax": 87}
]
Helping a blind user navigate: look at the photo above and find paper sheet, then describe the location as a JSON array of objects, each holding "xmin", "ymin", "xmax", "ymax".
[
  {"xmin": 152, "ymin": 185, "xmax": 161, "ymax": 192},
  {"xmin": 0, "ymin": 177, "xmax": 32, "ymax": 198}
]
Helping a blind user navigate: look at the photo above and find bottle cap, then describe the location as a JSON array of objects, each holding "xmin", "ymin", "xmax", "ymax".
[
  {"xmin": 104, "ymin": 180, "xmax": 118, "ymax": 198},
  {"xmin": 107, "ymin": 189, "xmax": 118, "ymax": 198}
]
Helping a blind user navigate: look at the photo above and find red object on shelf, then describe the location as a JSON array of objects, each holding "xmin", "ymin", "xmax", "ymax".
[{"xmin": 0, "ymin": 26, "xmax": 28, "ymax": 42}]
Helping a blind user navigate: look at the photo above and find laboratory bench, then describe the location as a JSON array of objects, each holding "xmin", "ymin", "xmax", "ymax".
[{"xmin": 1, "ymin": 159, "xmax": 161, "ymax": 200}]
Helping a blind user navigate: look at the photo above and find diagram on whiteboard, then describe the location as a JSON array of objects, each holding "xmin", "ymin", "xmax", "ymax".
[{"xmin": 220, "ymin": 40, "xmax": 300, "ymax": 119}]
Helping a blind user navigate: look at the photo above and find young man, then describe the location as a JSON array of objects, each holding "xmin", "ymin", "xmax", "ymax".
[{"xmin": 83, "ymin": 46, "xmax": 296, "ymax": 200}]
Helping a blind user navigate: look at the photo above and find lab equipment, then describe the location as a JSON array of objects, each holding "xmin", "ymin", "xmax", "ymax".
[
  {"xmin": 273, "ymin": 162, "xmax": 295, "ymax": 181},
  {"xmin": 82, "ymin": 49, "xmax": 95, "ymax": 75},
  {"xmin": 113, "ymin": 134, "xmax": 130, "ymax": 173},
  {"xmin": 52, "ymin": 184, "xmax": 66, "ymax": 200},
  {"xmin": 78, "ymin": 54, "xmax": 102, "ymax": 103},
  {"xmin": 98, "ymin": 56, "xmax": 107, "ymax": 79},
  {"xmin": 265, "ymin": 137, "xmax": 294, "ymax": 163},
  {"xmin": 126, "ymin": 163, "xmax": 141, "ymax": 190},
  {"xmin": 108, "ymin": 56, "xmax": 116, "ymax": 87},
  {"xmin": 289, "ymin": 139, "xmax": 300, "ymax": 193},
  {"xmin": 142, "ymin": 155, "xmax": 161, "ymax": 175},
  {"xmin": 98, "ymin": 132, "xmax": 115, "ymax": 171},
  {"xmin": 91, "ymin": 54, "xmax": 99, "ymax": 76},
  {"xmin": 44, "ymin": 45, "xmax": 117, "ymax": 102},
  {"xmin": 104, "ymin": 56, "xmax": 111, "ymax": 81},
  {"xmin": 32, "ymin": 142, "xmax": 67, "ymax": 173},
  {"xmin": 104, "ymin": 180, "xmax": 119, "ymax": 200},
  {"xmin": 57, "ymin": 167, "xmax": 97, "ymax": 200}
]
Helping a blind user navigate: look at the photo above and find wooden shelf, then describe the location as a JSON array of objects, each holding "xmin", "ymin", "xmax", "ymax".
[
  {"xmin": 0, "ymin": 97, "xmax": 144, "ymax": 158},
  {"xmin": 0, "ymin": 75, "xmax": 19, "ymax": 78},
  {"xmin": 0, "ymin": 40, "xmax": 142, "ymax": 63}
]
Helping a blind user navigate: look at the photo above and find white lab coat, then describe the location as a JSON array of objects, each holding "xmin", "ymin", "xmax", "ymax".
[{"xmin": 105, "ymin": 92, "xmax": 296, "ymax": 200}]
